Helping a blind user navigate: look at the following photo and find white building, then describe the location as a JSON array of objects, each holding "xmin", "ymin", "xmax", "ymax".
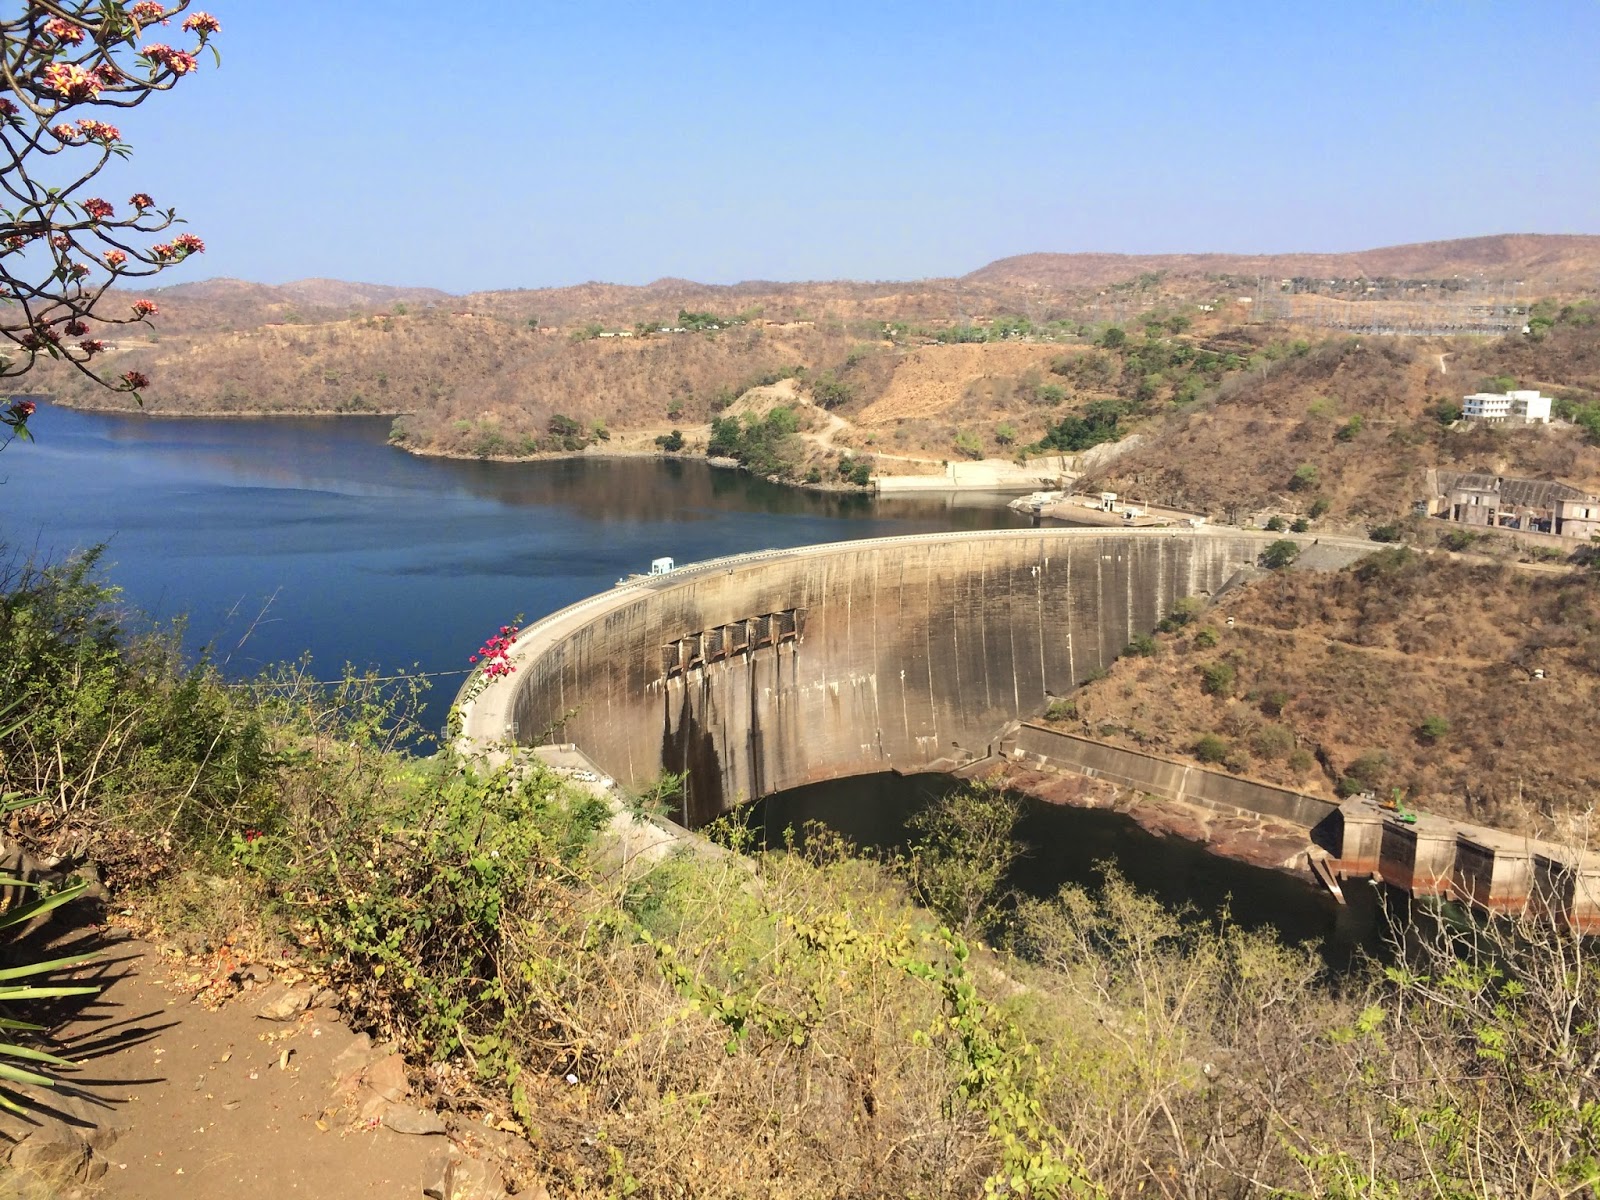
[{"xmin": 1461, "ymin": 389, "xmax": 1552, "ymax": 424}]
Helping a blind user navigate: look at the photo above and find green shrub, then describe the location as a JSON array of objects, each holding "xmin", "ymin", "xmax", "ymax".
[
  {"xmin": 1290, "ymin": 517, "xmax": 1310, "ymax": 533},
  {"xmin": 0, "ymin": 548, "xmax": 277, "ymax": 847},
  {"xmin": 1264, "ymin": 515, "xmax": 1287, "ymax": 532},
  {"xmin": 1289, "ymin": 464, "xmax": 1319, "ymax": 492},
  {"xmin": 1334, "ymin": 415, "xmax": 1364, "ymax": 442},
  {"xmin": 1368, "ymin": 523, "xmax": 1404, "ymax": 543},
  {"xmin": 1157, "ymin": 596, "xmax": 1204, "ymax": 632},
  {"xmin": 1192, "ymin": 733, "xmax": 1229, "ymax": 764},
  {"xmin": 1043, "ymin": 698, "xmax": 1077, "ymax": 722},
  {"xmin": 1260, "ymin": 540, "xmax": 1300, "ymax": 569},
  {"xmin": 1199, "ymin": 661, "xmax": 1235, "ymax": 697},
  {"xmin": 1193, "ymin": 627, "xmax": 1219, "ymax": 648},
  {"xmin": 901, "ymin": 782, "xmax": 1023, "ymax": 938},
  {"xmin": 1123, "ymin": 633, "xmax": 1157, "ymax": 657},
  {"xmin": 1259, "ymin": 688, "xmax": 1290, "ymax": 717},
  {"xmin": 1250, "ymin": 724, "xmax": 1295, "ymax": 761},
  {"xmin": 1416, "ymin": 715, "xmax": 1451, "ymax": 744},
  {"xmin": 1286, "ymin": 748, "xmax": 1315, "ymax": 777},
  {"xmin": 1309, "ymin": 496, "xmax": 1332, "ymax": 518}
]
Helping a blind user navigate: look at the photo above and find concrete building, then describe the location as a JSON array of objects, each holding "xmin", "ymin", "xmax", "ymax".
[
  {"xmin": 1461, "ymin": 389, "xmax": 1552, "ymax": 424},
  {"xmin": 1553, "ymin": 496, "xmax": 1600, "ymax": 541},
  {"xmin": 1432, "ymin": 470, "xmax": 1593, "ymax": 537}
]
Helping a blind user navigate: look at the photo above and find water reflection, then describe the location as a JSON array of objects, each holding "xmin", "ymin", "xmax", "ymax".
[
  {"xmin": 748, "ymin": 771, "xmax": 1387, "ymax": 967},
  {"xmin": 1, "ymin": 405, "xmax": 1028, "ymax": 734}
]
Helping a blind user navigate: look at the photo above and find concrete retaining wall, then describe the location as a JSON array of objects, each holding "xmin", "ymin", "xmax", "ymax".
[{"xmin": 1012, "ymin": 724, "xmax": 1338, "ymax": 830}]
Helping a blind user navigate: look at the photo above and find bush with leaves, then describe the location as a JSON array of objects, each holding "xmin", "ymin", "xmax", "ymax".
[{"xmin": 900, "ymin": 782, "xmax": 1024, "ymax": 940}]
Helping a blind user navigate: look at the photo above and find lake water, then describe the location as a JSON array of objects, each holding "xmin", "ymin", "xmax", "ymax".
[{"xmin": 1, "ymin": 405, "xmax": 1028, "ymax": 732}]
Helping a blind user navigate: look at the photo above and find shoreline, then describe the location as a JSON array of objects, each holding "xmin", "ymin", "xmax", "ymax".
[
  {"xmin": 42, "ymin": 396, "xmax": 1030, "ymax": 502},
  {"xmin": 44, "ymin": 398, "xmax": 402, "ymax": 421}
]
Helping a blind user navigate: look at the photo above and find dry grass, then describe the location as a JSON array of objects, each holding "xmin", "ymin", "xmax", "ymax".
[
  {"xmin": 1056, "ymin": 549, "xmax": 1600, "ymax": 834},
  {"xmin": 1092, "ymin": 322, "xmax": 1600, "ymax": 521}
]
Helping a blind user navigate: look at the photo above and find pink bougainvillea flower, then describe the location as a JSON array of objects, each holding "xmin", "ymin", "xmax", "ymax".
[
  {"xmin": 104, "ymin": 249, "xmax": 127, "ymax": 268},
  {"xmin": 78, "ymin": 339, "xmax": 106, "ymax": 355},
  {"xmin": 129, "ymin": 192, "xmax": 155, "ymax": 209},
  {"xmin": 121, "ymin": 370, "xmax": 151, "ymax": 390},
  {"xmin": 9, "ymin": 400, "xmax": 35, "ymax": 419},
  {"xmin": 173, "ymin": 232, "xmax": 205, "ymax": 253},
  {"xmin": 84, "ymin": 198, "xmax": 114, "ymax": 221},
  {"xmin": 131, "ymin": 298, "xmax": 158, "ymax": 317},
  {"xmin": 181, "ymin": 11, "xmax": 221, "ymax": 35},
  {"xmin": 78, "ymin": 120, "xmax": 121, "ymax": 142},
  {"xmin": 64, "ymin": 320, "xmax": 88, "ymax": 336},
  {"xmin": 128, "ymin": 2, "xmax": 167, "ymax": 23},
  {"xmin": 51, "ymin": 124, "xmax": 78, "ymax": 142}
]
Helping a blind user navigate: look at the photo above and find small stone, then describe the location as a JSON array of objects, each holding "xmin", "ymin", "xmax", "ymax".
[
  {"xmin": 255, "ymin": 982, "xmax": 314, "ymax": 1021},
  {"xmin": 363, "ymin": 1052, "xmax": 409, "ymax": 1102},
  {"xmin": 329, "ymin": 1033, "xmax": 375, "ymax": 1082},
  {"xmin": 9, "ymin": 1128, "xmax": 92, "ymax": 1184},
  {"xmin": 311, "ymin": 987, "xmax": 340, "ymax": 1010},
  {"xmin": 381, "ymin": 1104, "xmax": 445, "ymax": 1136},
  {"xmin": 423, "ymin": 1150, "xmax": 506, "ymax": 1200}
]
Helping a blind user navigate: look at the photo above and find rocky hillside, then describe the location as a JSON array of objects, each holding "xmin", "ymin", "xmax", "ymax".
[
  {"xmin": 1050, "ymin": 547, "xmax": 1600, "ymax": 836},
  {"xmin": 30, "ymin": 236, "xmax": 1600, "ymax": 487},
  {"xmin": 1087, "ymin": 315, "xmax": 1600, "ymax": 523}
]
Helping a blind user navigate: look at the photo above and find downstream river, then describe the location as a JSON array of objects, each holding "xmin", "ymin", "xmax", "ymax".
[{"xmin": 2, "ymin": 406, "xmax": 1027, "ymax": 732}]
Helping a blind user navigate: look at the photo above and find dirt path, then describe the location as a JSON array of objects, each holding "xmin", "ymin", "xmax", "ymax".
[
  {"xmin": 0, "ymin": 927, "xmax": 501, "ymax": 1199},
  {"xmin": 1229, "ymin": 618, "xmax": 1504, "ymax": 670}
]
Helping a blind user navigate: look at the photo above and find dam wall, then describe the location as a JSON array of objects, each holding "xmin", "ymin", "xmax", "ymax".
[{"xmin": 493, "ymin": 529, "xmax": 1373, "ymax": 827}]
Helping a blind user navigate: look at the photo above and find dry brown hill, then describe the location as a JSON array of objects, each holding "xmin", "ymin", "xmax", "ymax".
[
  {"xmin": 965, "ymin": 234, "xmax": 1600, "ymax": 290},
  {"xmin": 139, "ymin": 277, "xmax": 455, "ymax": 332},
  {"xmin": 1050, "ymin": 548, "xmax": 1600, "ymax": 837},
  {"xmin": 1089, "ymin": 319, "xmax": 1600, "ymax": 522}
]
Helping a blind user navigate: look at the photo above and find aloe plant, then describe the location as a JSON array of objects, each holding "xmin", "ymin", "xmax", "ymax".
[{"xmin": 0, "ymin": 790, "xmax": 99, "ymax": 1112}]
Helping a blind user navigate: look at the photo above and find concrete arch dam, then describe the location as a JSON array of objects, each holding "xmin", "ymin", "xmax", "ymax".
[{"xmin": 466, "ymin": 528, "xmax": 1365, "ymax": 827}]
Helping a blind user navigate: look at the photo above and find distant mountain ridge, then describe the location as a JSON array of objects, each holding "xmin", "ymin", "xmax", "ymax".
[
  {"xmin": 126, "ymin": 233, "xmax": 1597, "ymax": 336},
  {"xmin": 962, "ymin": 234, "xmax": 1600, "ymax": 290},
  {"xmin": 147, "ymin": 233, "xmax": 1598, "ymax": 306}
]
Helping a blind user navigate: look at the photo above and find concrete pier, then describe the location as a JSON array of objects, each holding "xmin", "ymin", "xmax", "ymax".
[{"xmin": 1329, "ymin": 798, "xmax": 1600, "ymax": 930}]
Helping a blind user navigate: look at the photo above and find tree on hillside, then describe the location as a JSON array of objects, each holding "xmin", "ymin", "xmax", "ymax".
[{"xmin": 0, "ymin": 2, "xmax": 221, "ymax": 442}]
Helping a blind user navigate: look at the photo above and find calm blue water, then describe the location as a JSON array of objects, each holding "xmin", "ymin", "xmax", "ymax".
[{"xmin": 0, "ymin": 405, "xmax": 1027, "ymax": 731}]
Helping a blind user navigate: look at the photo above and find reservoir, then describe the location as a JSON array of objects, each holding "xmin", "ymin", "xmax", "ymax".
[{"xmin": 1, "ymin": 406, "xmax": 1027, "ymax": 733}]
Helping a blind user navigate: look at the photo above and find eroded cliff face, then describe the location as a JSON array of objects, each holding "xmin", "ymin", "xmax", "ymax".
[{"xmin": 507, "ymin": 530, "xmax": 1366, "ymax": 824}]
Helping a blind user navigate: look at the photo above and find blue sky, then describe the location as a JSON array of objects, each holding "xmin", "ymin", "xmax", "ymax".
[{"xmin": 125, "ymin": 1, "xmax": 1598, "ymax": 292}]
